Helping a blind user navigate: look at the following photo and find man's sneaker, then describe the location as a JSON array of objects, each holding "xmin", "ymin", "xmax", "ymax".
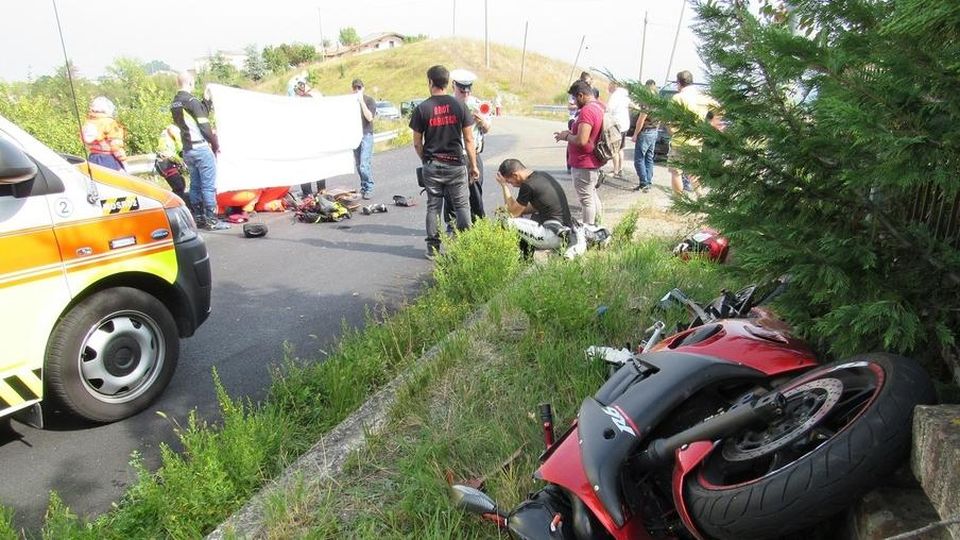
[
  {"xmin": 641, "ymin": 186, "xmax": 651, "ymax": 193},
  {"xmin": 425, "ymin": 246, "xmax": 440, "ymax": 261},
  {"xmin": 361, "ymin": 192, "xmax": 372, "ymax": 200},
  {"xmin": 206, "ymin": 220, "xmax": 231, "ymax": 231}
]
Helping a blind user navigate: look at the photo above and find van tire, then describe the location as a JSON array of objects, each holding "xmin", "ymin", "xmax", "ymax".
[{"xmin": 46, "ymin": 287, "xmax": 179, "ymax": 423}]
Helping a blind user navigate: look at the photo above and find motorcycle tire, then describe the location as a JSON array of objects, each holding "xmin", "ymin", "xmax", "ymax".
[{"xmin": 684, "ymin": 353, "xmax": 935, "ymax": 540}]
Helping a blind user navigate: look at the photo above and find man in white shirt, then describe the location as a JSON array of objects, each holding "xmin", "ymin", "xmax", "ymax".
[{"xmin": 606, "ymin": 80, "xmax": 632, "ymax": 178}]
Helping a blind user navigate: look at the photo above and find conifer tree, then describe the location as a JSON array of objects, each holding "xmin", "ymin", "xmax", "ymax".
[{"xmin": 660, "ymin": 0, "xmax": 959, "ymax": 371}]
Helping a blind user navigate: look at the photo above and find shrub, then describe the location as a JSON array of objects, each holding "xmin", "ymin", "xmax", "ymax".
[{"xmin": 667, "ymin": 0, "xmax": 959, "ymax": 372}]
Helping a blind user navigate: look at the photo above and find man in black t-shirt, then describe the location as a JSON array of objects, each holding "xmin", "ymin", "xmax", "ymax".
[
  {"xmin": 409, "ymin": 65, "xmax": 480, "ymax": 259},
  {"xmin": 495, "ymin": 158, "xmax": 586, "ymax": 259}
]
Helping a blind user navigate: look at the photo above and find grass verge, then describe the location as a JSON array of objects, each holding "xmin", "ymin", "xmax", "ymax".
[
  {"xmin": 0, "ymin": 220, "xmax": 522, "ymax": 539},
  {"xmin": 248, "ymin": 236, "xmax": 739, "ymax": 538}
]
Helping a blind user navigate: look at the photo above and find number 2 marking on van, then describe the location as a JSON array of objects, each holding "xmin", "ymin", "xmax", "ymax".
[{"xmin": 55, "ymin": 197, "xmax": 73, "ymax": 217}]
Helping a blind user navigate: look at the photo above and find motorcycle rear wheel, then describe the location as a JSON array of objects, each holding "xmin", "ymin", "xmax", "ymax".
[{"xmin": 684, "ymin": 353, "xmax": 934, "ymax": 540}]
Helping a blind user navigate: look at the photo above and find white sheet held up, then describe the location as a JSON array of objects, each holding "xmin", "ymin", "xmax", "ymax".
[{"xmin": 206, "ymin": 84, "xmax": 362, "ymax": 193}]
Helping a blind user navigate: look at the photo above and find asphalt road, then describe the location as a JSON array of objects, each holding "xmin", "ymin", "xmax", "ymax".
[{"xmin": 1, "ymin": 115, "xmax": 649, "ymax": 532}]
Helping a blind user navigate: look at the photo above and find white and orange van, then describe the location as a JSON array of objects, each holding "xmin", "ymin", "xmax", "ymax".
[{"xmin": 0, "ymin": 113, "xmax": 210, "ymax": 426}]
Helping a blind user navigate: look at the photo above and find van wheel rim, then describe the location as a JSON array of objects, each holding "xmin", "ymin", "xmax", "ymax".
[{"xmin": 78, "ymin": 310, "xmax": 164, "ymax": 404}]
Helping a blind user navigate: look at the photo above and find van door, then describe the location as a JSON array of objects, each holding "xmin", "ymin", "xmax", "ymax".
[{"xmin": 0, "ymin": 137, "xmax": 72, "ymax": 418}]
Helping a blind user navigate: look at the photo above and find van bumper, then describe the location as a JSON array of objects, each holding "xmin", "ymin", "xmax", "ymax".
[{"xmin": 174, "ymin": 235, "xmax": 212, "ymax": 337}]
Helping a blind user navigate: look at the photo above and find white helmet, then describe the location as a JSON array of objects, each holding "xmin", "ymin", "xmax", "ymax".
[
  {"xmin": 89, "ymin": 96, "xmax": 116, "ymax": 116},
  {"xmin": 450, "ymin": 68, "xmax": 477, "ymax": 87}
]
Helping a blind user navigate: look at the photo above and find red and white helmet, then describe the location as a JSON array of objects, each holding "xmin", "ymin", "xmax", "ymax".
[{"xmin": 673, "ymin": 227, "xmax": 729, "ymax": 263}]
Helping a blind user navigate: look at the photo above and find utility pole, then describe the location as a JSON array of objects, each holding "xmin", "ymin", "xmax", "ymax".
[
  {"xmin": 568, "ymin": 35, "xmax": 586, "ymax": 84},
  {"xmin": 665, "ymin": 0, "xmax": 686, "ymax": 84},
  {"xmin": 520, "ymin": 21, "xmax": 529, "ymax": 86},
  {"xmin": 638, "ymin": 11, "xmax": 648, "ymax": 81},
  {"xmin": 452, "ymin": 0, "xmax": 456, "ymax": 36},
  {"xmin": 318, "ymin": 8, "xmax": 326, "ymax": 61},
  {"xmin": 484, "ymin": 0, "xmax": 490, "ymax": 68}
]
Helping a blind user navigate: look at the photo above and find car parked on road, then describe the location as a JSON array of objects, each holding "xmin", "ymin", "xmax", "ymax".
[
  {"xmin": 376, "ymin": 100, "xmax": 400, "ymax": 120},
  {"xmin": 400, "ymin": 98, "xmax": 426, "ymax": 116}
]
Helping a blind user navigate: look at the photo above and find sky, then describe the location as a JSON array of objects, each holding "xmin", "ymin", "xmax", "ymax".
[{"xmin": 1, "ymin": 0, "xmax": 705, "ymax": 86}]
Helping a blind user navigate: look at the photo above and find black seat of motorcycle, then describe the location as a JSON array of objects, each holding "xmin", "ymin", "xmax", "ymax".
[{"xmin": 669, "ymin": 323, "xmax": 722, "ymax": 349}]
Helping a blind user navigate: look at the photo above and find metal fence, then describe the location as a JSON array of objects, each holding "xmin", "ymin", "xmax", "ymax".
[{"xmin": 903, "ymin": 183, "xmax": 960, "ymax": 250}]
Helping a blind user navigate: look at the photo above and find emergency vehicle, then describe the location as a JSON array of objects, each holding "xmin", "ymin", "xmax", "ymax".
[{"xmin": 0, "ymin": 113, "xmax": 211, "ymax": 426}]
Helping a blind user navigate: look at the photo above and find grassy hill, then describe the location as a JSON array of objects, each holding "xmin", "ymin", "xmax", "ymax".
[{"xmin": 256, "ymin": 37, "xmax": 591, "ymax": 115}]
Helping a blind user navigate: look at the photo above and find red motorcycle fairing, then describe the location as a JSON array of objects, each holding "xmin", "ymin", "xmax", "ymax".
[
  {"xmin": 578, "ymin": 351, "xmax": 770, "ymax": 528},
  {"xmin": 671, "ymin": 442, "xmax": 715, "ymax": 540},
  {"xmin": 535, "ymin": 426, "xmax": 652, "ymax": 540},
  {"xmin": 649, "ymin": 318, "xmax": 817, "ymax": 376}
]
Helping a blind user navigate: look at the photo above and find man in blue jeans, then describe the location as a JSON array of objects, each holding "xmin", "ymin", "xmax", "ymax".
[
  {"xmin": 409, "ymin": 65, "xmax": 480, "ymax": 259},
  {"xmin": 352, "ymin": 78, "xmax": 377, "ymax": 199},
  {"xmin": 631, "ymin": 79, "xmax": 660, "ymax": 192},
  {"xmin": 170, "ymin": 72, "xmax": 229, "ymax": 230}
]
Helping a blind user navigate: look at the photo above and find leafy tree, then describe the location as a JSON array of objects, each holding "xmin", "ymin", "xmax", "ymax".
[
  {"xmin": 143, "ymin": 60, "xmax": 172, "ymax": 75},
  {"xmin": 664, "ymin": 0, "xmax": 960, "ymax": 372},
  {"xmin": 261, "ymin": 43, "xmax": 317, "ymax": 73},
  {"xmin": 99, "ymin": 58, "xmax": 177, "ymax": 154},
  {"xmin": 339, "ymin": 27, "xmax": 361, "ymax": 46},
  {"xmin": 243, "ymin": 45, "xmax": 267, "ymax": 81}
]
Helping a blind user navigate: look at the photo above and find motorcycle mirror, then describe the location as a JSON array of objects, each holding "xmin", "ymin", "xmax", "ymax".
[{"xmin": 451, "ymin": 484, "xmax": 501, "ymax": 516}]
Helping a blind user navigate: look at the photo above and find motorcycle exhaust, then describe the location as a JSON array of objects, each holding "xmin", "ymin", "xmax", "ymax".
[
  {"xmin": 450, "ymin": 485, "xmax": 508, "ymax": 527},
  {"xmin": 637, "ymin": 391, "xmax": 786, "ymax": 468}
]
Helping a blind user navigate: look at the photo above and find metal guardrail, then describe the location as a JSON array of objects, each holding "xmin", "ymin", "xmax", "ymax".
[
  {"xmin": 533, "ymin": 104, "xmax": 568, "ymax": 113},
  {"xmin": 373, "ymin": 129, "xmax": 399, "ymax": 143},
  {"xmin": 124, "ymin": 130, "xmax": 401, "ymax": 176}
]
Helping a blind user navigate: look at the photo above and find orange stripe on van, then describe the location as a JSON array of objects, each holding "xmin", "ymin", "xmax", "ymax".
[
  {"xmin": 0, "ymin": 229, "xmax": 62, "ymax": 276},
  {"xmin": 54, "ymin": 208, "xmax": 171, "ymax": 264},
  {"xmin": 0, "ymin": 268, "xmax": 64, "ymax": 290},
  {"xmin": 76, "ymin": 162, "xmax": 181, "ymax": 208}
]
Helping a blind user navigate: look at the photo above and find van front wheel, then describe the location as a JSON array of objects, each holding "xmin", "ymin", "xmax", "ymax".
[{"xmin": 46, "ymin": 287, "xmax": 179, "ymax": 423}]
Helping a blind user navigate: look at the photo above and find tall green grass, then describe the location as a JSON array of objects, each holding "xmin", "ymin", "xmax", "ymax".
[
  {"xmin": 257, "ymin": 236, "xmax": 737, "ymax": 537},
  {"xmin": 2, "ymin": 220, "xmax": 522, "ymax": 539}
]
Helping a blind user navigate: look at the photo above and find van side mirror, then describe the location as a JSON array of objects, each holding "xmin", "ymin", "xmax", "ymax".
[{"xmin": 0, "ymin": 138, "xmax": 39, "ymax": 186}]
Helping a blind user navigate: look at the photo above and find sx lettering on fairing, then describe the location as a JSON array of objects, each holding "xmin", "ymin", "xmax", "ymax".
[{"xmin": 602, "ymin": 406, "xmax": 637, "ymax": 437}]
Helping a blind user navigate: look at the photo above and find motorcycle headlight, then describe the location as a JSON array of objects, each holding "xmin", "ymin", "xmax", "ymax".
[{"xmin": 165, "ymin": 205, "xmax": 199, "ymax": 244}]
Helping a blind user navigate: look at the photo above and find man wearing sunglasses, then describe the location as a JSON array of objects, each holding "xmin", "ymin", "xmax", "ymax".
[{"xmin": 352, "ymin": 78, "xmax": 378, "ymax": 199}]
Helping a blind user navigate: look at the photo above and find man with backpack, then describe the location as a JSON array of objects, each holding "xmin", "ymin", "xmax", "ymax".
[{"xmin": 554, "ymin": 80, "xmax": 605, "ymax": 226}]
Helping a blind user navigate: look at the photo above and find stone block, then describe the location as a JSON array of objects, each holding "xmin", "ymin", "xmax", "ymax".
[{"xmin": 912, "ymin": 404, "xmax": 960, "ymax": 540}]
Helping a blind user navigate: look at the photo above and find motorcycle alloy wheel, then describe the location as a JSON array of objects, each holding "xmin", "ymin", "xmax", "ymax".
[{"xmin": 684, "ymin": 353, "xmax": 934, "ymax": 540}]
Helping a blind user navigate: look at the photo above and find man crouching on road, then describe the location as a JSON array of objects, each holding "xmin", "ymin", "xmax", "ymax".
[
  {"xmin": 495, "ymin": 158, "xmax": 586, "ymax": 260},
  {"xmin": 410, "ymin": 65, "xmax": 480, "ymax": 260}
]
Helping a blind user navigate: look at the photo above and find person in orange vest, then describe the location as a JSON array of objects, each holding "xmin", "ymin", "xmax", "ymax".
[{"xmin": 81, "ymin": 96, "xmax": 127, "ymax": 171}]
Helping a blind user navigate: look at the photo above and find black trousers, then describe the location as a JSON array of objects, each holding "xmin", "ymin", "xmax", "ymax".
[{"xmin": 443, "ymin": 154, "xmax": 485, "ymax": 225}]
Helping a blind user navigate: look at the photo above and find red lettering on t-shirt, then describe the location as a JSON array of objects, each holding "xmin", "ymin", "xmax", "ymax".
[
  {"xmin": 428, "ymin": 114, "xmax": 458, "ymax": 127},
  {"xmin": 433, "ymin": 104, "xmax": 450, "ymax": 115}
]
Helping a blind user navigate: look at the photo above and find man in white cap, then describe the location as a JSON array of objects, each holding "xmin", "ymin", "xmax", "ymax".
[{"xmin": 444, "ymin": 68, "xmax": 492, "ymax": 224}]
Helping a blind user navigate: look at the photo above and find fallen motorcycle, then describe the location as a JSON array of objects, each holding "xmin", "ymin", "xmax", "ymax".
[{"xmin": 452, "ymin": 278, "xmax": 936, "ymax": 539}]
